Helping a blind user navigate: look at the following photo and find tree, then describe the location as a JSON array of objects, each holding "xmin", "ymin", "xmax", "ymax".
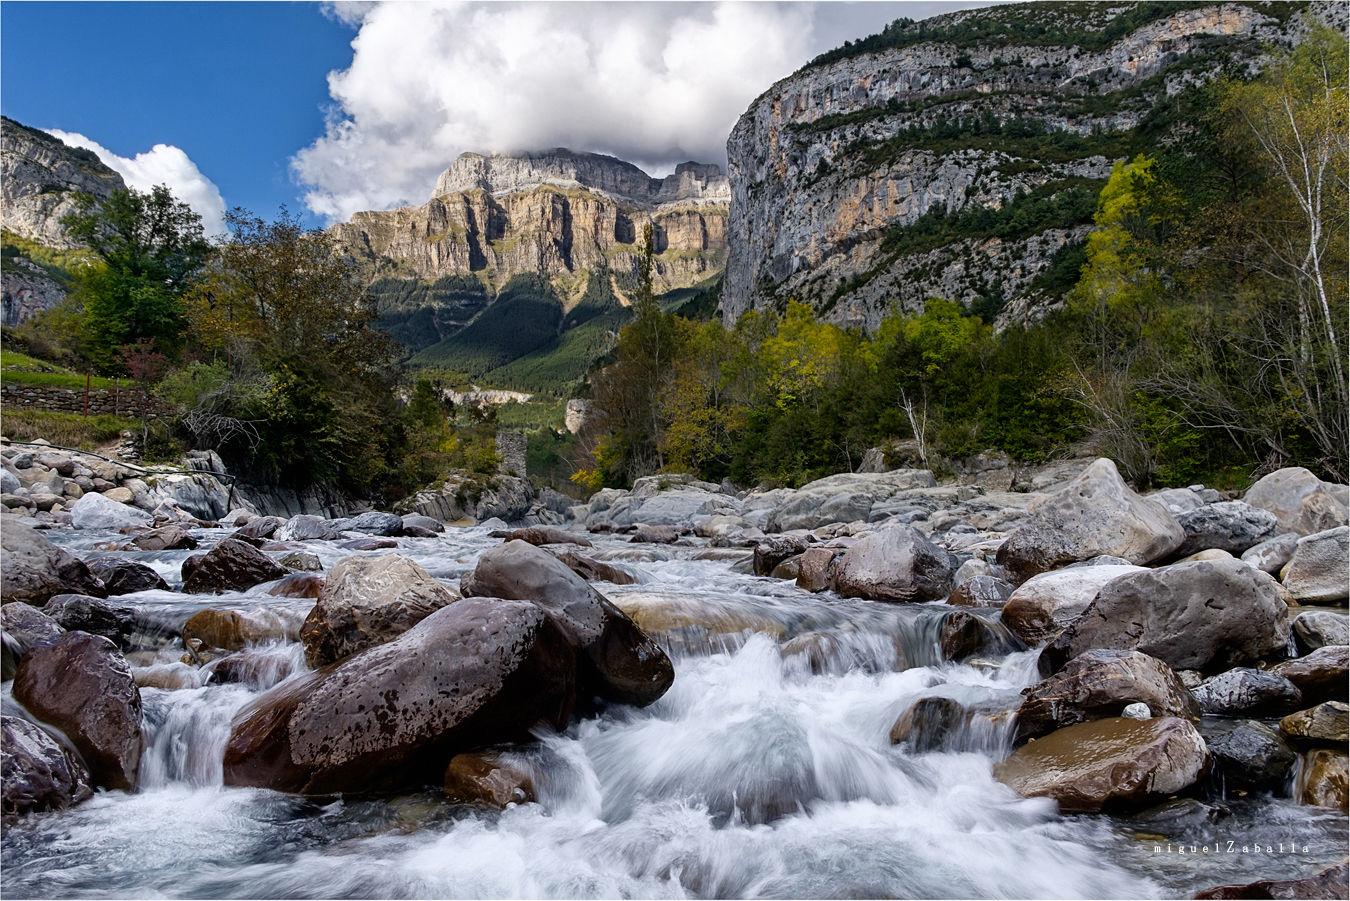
[
  {"xmin": 63, "ymin": 185, "xmax": 212, "ymax": 370},
  {"xmin": 118, "ymin": 338, "xmax": 169, "ymax": 451}
]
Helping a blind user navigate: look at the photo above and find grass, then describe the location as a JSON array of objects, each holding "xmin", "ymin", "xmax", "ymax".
[
  {"xmin": 1, "ymin": 410, "xmax": 138, "ymax": 449},
  {"xmin": 2, "ymin": 351, "xmax": 116, "ymax": 390},
  {"xmin": 494, "ymin": 398, "xmax": 568, "ymax": 431}
]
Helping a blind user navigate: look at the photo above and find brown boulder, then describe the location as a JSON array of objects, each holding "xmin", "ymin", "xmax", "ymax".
[
  {"xmin": 300, "ymin": 554, "xmax": 458, "ymax": 669},
  {"xmin": 182, "ymin": 608, "xmax": 300, "ymax": 652},
  {"xmin": 12, "ymin": 632, "xmax": 144, "ymax": 791},
  {"xmin": 222, "ymin": 598, "xmax": 577, "ymax": 794},
  {"xmin": 993, "ymin": 717, "xmax": 1209, "ymax": 813},
  {"xmin": 553, "ymin": 552, "xmax": 636, "ymax": 585},
  {"xmin": 444, "ymin": 751, "xmax": 536, "ymax": 807},
  {"xmin": 1297, "ymin": 750, "xmax": 1348, "ymax": 810},
  {"xmin": 834, "ymin": 525, "xmax": 954, "ymax": 603},
  {"xmin": 130, "ymin": 526, "xmax": 198, "ymax": 552},
  {"xmin": 267, "ymin": 574, "xmax": 326, "ymax": 599},
  {"xmin": 890, "ymin": 697, "xmax": 965, "ymax": 753},
  {"xmin": 1194, "ymin": 862, "xmax": 1349, "ymax": 900},
  {"xmin": 181, "ymin": 539, "xmax": 287, "ymax": 594},
  {"xmin": 233, "ymin": 516, "xmax": 285, "ymax": 542},
  {"xmin": 502, "ymin": 527, "xmax": 591, "ymax": 548},
  {"xmin": 87, "ymin": 559, "xmax": 169, "ymax": 595},
  {"xmin": 1281, "ymin": 702, "xmax": 1349, "ymax": 745},
  {"xmin": 796, "ymin": 546, "xmax": 843, "ymax": 593},
  {"xmin": 1272, "ymin": 646, "xmax": 1349, "ymax": 705},
  {"xmin": 1, "ymin": 523, "xmax": 107, "ymax": 605}
]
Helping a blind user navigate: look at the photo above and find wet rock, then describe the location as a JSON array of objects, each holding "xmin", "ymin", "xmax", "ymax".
[
  {"xmin": 268, "ymin": 574, "xmax": 326, "ymax": 599},
  {"xmin": 768, "ymin": 491, "xmax": 871, "ymax": 532},
  {"xmin": 86, "ymin": 559, "xmax": 169, "ymax": 595},
  {"xmin": 337, "ymin": 537, "xmax": 399, "ymax": 551},
  {"xmin": 344, "ymin": 511, "xmax": 404, "ymax": 536},
  {"xmin": 234, "ymin": 516, "xmax": 285, "ymax": 543},
  {"xmin": 1272, "ymin": 646, "xmax": 1349, "ymax": 705},
  {"xmin": 1281, "ymin": 527, "xmax": 1350, "ymax": 604},
  {"xmin": 443, "ymin": 751, "xmax": 536, "ymax": 807},
  {"xmin": 890, "ymin": 697, "xmax": 965, "ymax": 753},
  {"xmin": 796, "ymin": 546, "xmax": 843, "ymax": 593},
  {"xmin": 180, "ymin": 538, "xmax": 287, "ymax": 594},
  {"xmin": 12, "ymin": 631, "xmax": 144, "ymax": 791},
  {"xmin": 501, "ymin": 526, "xmax": 590, "ymax": 547},
  {"xmin": 462, "ymin": 540, "xmax": 673, "ymax": 707},
  {"xmin": 947, "ymin": 575, "xmax": 1014, "ymax": 608},
  {"xmin": 41, "ymin": 594, "xmax": 137, "ymax": 647},
  {"xmin": 130, "ymin": 525, "xmax": 198, "ymax": 552},
  {"xmin": 1, "ymin": 716, "xmax": 94, "ymax": 822},
  {"xmin": 997, "ymin": 459, "xmax": 1183, "ymax": 583},
  {"xmin": 1121, "ymin": 702, "xmax": 1150, "ymax": 719},
  {"xmin": 835, "ymin": 525, "xmax": 954, "ymax": 603},
  {"xmin": 1042, "ymin": 559, "xmax": 1290, "ymax": 676},
  {"xmin": 1016, "ymin": 649, "xmax": 1199, "ymax": 743},
  {"xmin": 1281, "ymin": 702, "xmax": 1349, "ymax": 745},
  {"xmin": 202, "ymin": 650, "xmax": 301, "ymax": 690},
  {"xmin": 1, "ymin": 523, "xmax": 107, "ymax": 605},
  {"xmin": 770, "ymin": 554, "xmax": 802, "ymax": 580},
  {"xmin": 617, "ymin": 592, "xmax": 785, "ymax": 651},
  {"xmin": 552, "ymin": 552, "xmax": 636, "ymax": 585},
  {"xmin": 1297, "ymin": 749, "xmax": 1348, "ymax": 810},
  {"xmin": 182, "ymin": 608, "xmax": 299, "ymax": 652},
  {"xmin": 1193, "ymin": 668, "xmax": 1303, "ymax": 717},
  {"xmin": 278, "ymin": 551, "xmax": 323, "ymax": 572},
  {"xmin": 993, "ymin": 717, "xmax": 1209, "ymax": 813},
  {"xmin": 1244, "ymin": 467, "xmax": 1348, "ymax": 536},
  {"xmin": 1240, "ymin": 532, "xmax": 1301, "ymax": 575},
  {"xmin": 1194, "ymin": 861, "xmax": 1349, "ymax": 900},
  {"xmin": 752, "ymin": 534, "xmax": 812, "ymax": 577},
  {"xmin": 276, "ymin": 514, "xmax": 342, "ymax": 542},
  {"xmin": 68, "ymin": 492, "xmax": 153, "ymax": 530},
  {"xmin": 1204, "ymin": 720, "xmax": 1298, "ymax": 794},
  {"xmin": 223, "ymin": 598, "xmax": 578, "ymax": 795},
  {"xmin": 630, "ymin": 524, "xmax": 681, "ymax": 544},
  {"xmin": 1291, "ymin": 611, "xmax": 1349, "ymax": 656},
  {"xmin": 939, "ymin": 610, "xmax": 990, "ymax": 662},
  {"xmin": 1001, "ymin": 564, "xmax": 1144, "ymax": 645},
  {"xmin": 401, "ymin": 514, "xmax": 444, "ymax": 534},
  {"xmin": 1173, "ymin": 502, "xmax": 1278, "ymax": 558},
  {"xmin": 1128, "ymin": 798, "xmax": 1231, "ymax": 834},
  {"xmin": 301, "ymin": 554, "xmax": 458, "ymax": 669},
  {"xmin": 1, "ymin": 602, "xmax": 64, "ymax": 650}
]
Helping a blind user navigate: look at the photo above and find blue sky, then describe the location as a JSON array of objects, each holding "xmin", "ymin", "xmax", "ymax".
[{"xmin": 2, "ymin": 2, "xmax": 993, "ymax": 232}]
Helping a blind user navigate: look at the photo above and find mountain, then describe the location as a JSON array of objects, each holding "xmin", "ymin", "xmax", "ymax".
[
  {"xmin": 1, "ymin": 117, "xmax": 126, "ymax": 326},
  {"xmin": 722, "ymin": 1, "xmax": 1346, "ymax": 331}
]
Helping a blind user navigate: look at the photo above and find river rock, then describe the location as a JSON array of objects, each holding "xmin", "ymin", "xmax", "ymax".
[
  {"xmin": 768, "ymin": 492, "xmax": 871, "ymax": 532},
  {"xmin": 796, "ymin": 546, "xmax": 843, "ymax": 593},
  {"xmin": 401, "ymin": 514, "xmax": 444, "ymax": 534},
  {"xmin": 337, "ymin": 537, "xmax": 398, "ymax": 551},
  {"xmin": 770, "ymin": 554, "xmax": 801, "ymax": 580},
  {"xmin": 1244, "ymin": 467, "xmax": 1349, "ymax": 536},
  {"xmin": 502, "ymin": 526, "xmax": 591, "ymax": 547},
  {"xmin": 630, "ymin": 524, "xmax": 681, "ymax": 544},
  {"xmin": 130, "ymin": 525, "xmax": 198, "ymax": 552},
  {"xmin": 1281, "ymin": 527, "xmax": 1350, "ymax": 604},
  {"xmin": 86, "ymin": 559, "xmax": 168, "ymax": 595},
  {"xmin": 1041, "ymin": 559, "xmax": 1290, "ymax": 675},
  {"xmin": 993, "ymin": 717, "xmax": 1209, "ymax": 813},
  {"xmin": 1291, "ymin": 611, "xmax": 1349, "ymax": 655},
  {"xmin": 1, "ymin": 715, "xmax": 94, "ymax": 822},
  {"xmin": 939, "ymin": 610, "xmax": 992, "ymax": 662},
  {"xmin": 996, "ymin": 459, "xmax": 1183, "ymax": 582},
  {"xmin": 1194, "ymin": 862, "xmax": 1350, "ymax": 900},
  {"xmin": 443, "ymin": 751, "xmax": 536, "ymax": 807},
  {"xmin": 1173, "ymin": 501, "xmax": 1279, "ymax": 558},
  {"xmin": 222, "ymin": 598, "xmax": 577, "ymax": 794},
  {"xmin": 552, "ymin": 552, "xmax": 636, "ymax": 585},
  {"xmin": 1001, "ymin": 564, "xmax": 1144, "ymax": 645},
  {"xmin": 1203, "ymin": 720, "xmax": 1297, "ymax": 794},
  {"xmin": 301, "ymin": 554, "xmax": 458, "ymax": 669},
  {"xmin": 235, "ymin": 516, "xmax": 285, "ymax": 542},
  {"xmin": 835, "ymin": 525, "xmax": 954, "ymax": 603},
  {"xmin": 182, "ymin": 609, "xmax": 299, "ymax": 652},
  {"xmin": 1281, "ymin": 702, "xmax": 1349, "ymax": 745},
  {"xmin": 946, "ymin": 575, "xmax": 1014, "ymax": 608},
  {"xmin": 68, "ymin": 492, "xmax": 153, "ymax": 530},
  {"xmin": 1, "ymin": 602, "xmax": 64, "ymax": 650},
  {"xmin": 462, "ymin": 540, "xmax": 673, "ymax": 706},
  {"xmin": 275, "ymin": 514, "xmax": 342, "ymax": 542},
  {"xmin": 42, "ymin": 594, "xmax": 136, "ymax": 647},
  {"xmin": 889, "ymin": 696, "xmax": 965, "ymax": 753},
  {"xmin": 268, "ymin": 574, "xmax": 325, "ymax": 599},
  {"xmin": 278, "ymin": 551, "xmax": 323, "ymax": 572},
  {"xmin": 1239, "ymin": 532, "xmax": 1301, "ymax": 575},
  {"xmin": 752, "ymin": 534, "xmax": 812, "ymax": 576},
  {"xmin": 1297, "ymin": 749, "xmax": 1348, "ymax": 810},
  {"xmin": 1015, "ymin": 649, "xmax": 1199, "ymax": 743},
  {"xmin": 1192, "ymin": 668, "xmax": 1303, "ymax": 717},
  {"xmin": 1, "ymin": 523, "xmax": 107, "ymax": 605},
  {"xmin": 344, "ymin": 511, "xmax": 404, "ymax": 536},
  {"xmin": 12, "ymin": 631, "xmax": 144, "ymax": 791},
  {"xmin": 1272, "ymin": 646, "xmax": 1349, "ymax": 705},
  {"xmin": 180, "ymin": 539, "xmax": 288, "ymax": 594}
]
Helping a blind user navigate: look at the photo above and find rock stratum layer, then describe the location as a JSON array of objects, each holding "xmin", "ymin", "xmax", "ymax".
[{"xmin": 723, "ymin": 1, "xmax": 1344, "ymax": 331}]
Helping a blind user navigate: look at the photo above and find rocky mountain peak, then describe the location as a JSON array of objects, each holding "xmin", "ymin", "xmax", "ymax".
[{"xmin": 1, "ymin": 117, "xmax": 125, "ymax": 247}]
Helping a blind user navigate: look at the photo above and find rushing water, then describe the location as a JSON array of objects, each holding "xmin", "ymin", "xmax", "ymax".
[{"xmin": 2, "ymin": 526, "xmax": 1345, "ymax": 899}]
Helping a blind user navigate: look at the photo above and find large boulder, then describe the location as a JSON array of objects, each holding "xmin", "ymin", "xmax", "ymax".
[
  {"xmin": 462, "ymin": 540, "xmax": 673, "ymax": 707},
  {"xmin": 1203, "ymin": 720, "xmax": 1298, "ymax": 794},
  {"xmin": 1000, "ymin": 564, "xmax": 1144, "ymax": 645},
  {"xmin": 768, "ymin": 492, "xmax": 871, "ymax": 532},
  {"xmin": 996, "ymin": 459, "xmax": 1183, "ymax": 582},
  {"xmin": 86, "ymin": 559, "xmax": 169, "ymax": 595},
  {"xmin": 552, "ymin": 552, "xmax": 636, "ymax": 585},
  {"xmin": 1281, "ymin": 702, "xmax": 1349, "ymax": 745},
  {"xmin": 1291, "ymin": 610, "xmax": 1349, "ymax": 654},
  {"xmin": 1, "ymin": 602, "xmax": 64, "ymax": 650},
  {"xmin": 1173, "ymin": 502, "xmax": 1278, "ymax": 557},
  {"xmin": 1244, "ymin": 467, "xmax": 1349, "ymax": 536},
  {"xmin": 182, "ymin": 608, "xmax": 301, "ymax": 652},
  {"xmin": 1042, "ymin": 559, "xmax": 1290, "ymax": 675},
  {"xmin": 1015, "ymin": 649, "xmax": 1199, "ymax": 743},
  {"xmin": 1297, "ymin": 749, "xmax": 1348, "ymax": 810},
  {"xmin": 42, "ymin": 594, "xmax": 137, "ymax": 647},
  {"xmin": 1272, "ymin": 646, "xmax": 1349, "ymax": 705},
  {"xmin": 222, "ymin": 598, "xmax": 577, "ymax": 794},
  {"xmin": 796, "ymin": 546, "xmax": 845, "ymax": 593},
  {"xmin": 234, "ymin": 516, "xmax": 285, "ymax": 543},
  {"xmin": 401, "ymin": 514, "xmax": 444, "ymax": 534},
  {"xmin": 12, "ymin": 632, "xmax": 144, "ymax": 791},
  {"xmin": 344, "ymin": 511, "xmax": 404, "ymax": 536},
  {"xmin": 993, "ymin": 716, "xmax": 1209, "ymax": 813},
  {"xmin": 1239, "ymin": 532, "xmax": 1300, "ymax": 575},
  {"xmin": 947, "ymin": 574, "xmax": 1015, "ymax": 608},
  {"xmin": 275, "ymin": 514, "xmax": 342, "ymax": 542},
  {"xmin": 1281, "ymin": 527, "xmax": 1350, "ymax": 604},
  {"xmin": 130, "ymin": 525, "xmax": 198, "ymax": 552},
  {"xmin": 1, "ymin": 524, "xmax": 107, "ymax": 605},
  {"xmin": 834, "ymin": 525, "xmax": 954, "ymax": 603},
  {"xmin": 501, "ymin": 527, "xmax": 591, "ymax": 548},
  {"xmin": 300, "ymin": 554, "xmax": 458, "ymax": 668},
  {"xmin": 68, "ymin": 492, "xmax": 153, "ymax": 530},
  {"xmin": 1, "ymin": 716, "xmax": 94, "ymax": 822},
  {"xmin": 1192, "ymin": 668, "xmax": 1303, "ymax": 717},
  {"xmin": 180, "ymin": 538, "xmax": 287, "ymax": 594},
  {"xmin": 1194, "ymin": 862, "xmax": 1349, "ymax": 901}
]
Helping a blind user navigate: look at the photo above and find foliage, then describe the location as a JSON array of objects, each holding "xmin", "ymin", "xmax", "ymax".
[
  {"xmin": 0, "ymin": 229, "xmax": 92, "ymax": 290},
  {"xmin": 409, "ymin": 273, "xmax": 563, "ymax": 376},
  {"xmin": 370, "ymin": 275, "xmax": 490, "ymax": 355},
  {"xmin": 1, "ymin": 411, "xmax": 139, "ymax": 449}
]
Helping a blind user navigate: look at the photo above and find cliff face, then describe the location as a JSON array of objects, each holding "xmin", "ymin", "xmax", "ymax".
[
  {"xmin": 723, "ymin": 2, "xmax": 1342, "ymax": 331},
  {"xmin": 331, "ymin": 150, "xmax": 730, "ymax": 298},
  {"xmin": 1, "ymin": 117, "xmax": 125, "ymax": 247}
]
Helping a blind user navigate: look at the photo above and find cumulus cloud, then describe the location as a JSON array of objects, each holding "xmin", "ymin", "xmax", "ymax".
[
  {"xmin": 47, "ymin": 130, "xmax": 228, "ymax": 237},
  {"xmin": 295, "ymin": 1, "xmax": 989, "ymax": 224}
]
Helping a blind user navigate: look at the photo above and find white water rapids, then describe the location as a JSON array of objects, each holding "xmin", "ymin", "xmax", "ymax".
[{"xmin": 2, "ymin": 526, "xmax": 1344, "ymax": 899}]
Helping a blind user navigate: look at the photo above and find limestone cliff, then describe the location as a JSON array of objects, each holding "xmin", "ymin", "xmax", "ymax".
[
  {"xmin": 330, "ymin": 150, "xmax": 730, "ymax": 301},
  {"xmin": 1, "ymin": 117, "xmax": 125, "ymax": 247},
  {"xmin": 723, "ymin": 2, "xmax": 1344, "ymax": 331}
]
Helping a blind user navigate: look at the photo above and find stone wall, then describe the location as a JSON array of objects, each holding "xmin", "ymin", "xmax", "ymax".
[
  {"xmin": 496, "ymin": 431, "xmax": 528, "ymax": 478},
  {"xmin": 1, "ymin": 383, "xmax": 153, "ymax": 417}
]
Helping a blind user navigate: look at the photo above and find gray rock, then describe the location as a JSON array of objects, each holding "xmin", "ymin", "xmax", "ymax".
[
  {"xmin": 1291, "ymin": 610, "xmax": 1349, "ymax": 655},
  {"xmin": 68, "ymin": 492, "xmax": 154, "ymax": 530},
  {"xmin": 401, "ymin": 514, "xmax": 444, "ymax": 533},
  {"xmin": 1271, "ymin": 646, "xmax": 1348, "ymax": 705},
  {"xmin": 796, "ymin": 546, "xmax": 844, "ymax": 593},
  {"xmin": 947, "ymin": 574, "xmax": 1015, "ymax": 608},
  {"xmin": 0, "ymin": 602, "xmax": 64, "ymax": 650},
  {"xmin": 0, "ymin": 467, "xmax": 19, "ymax": 495},
  {"xmin": 1, "ymin": 523, "xmax": 106, "ymax": 605},
  {"xmin": 1042, "ymin": 558, "xmax": 1290, "ymax": 675},
  {"xmin": 1244, "ymin": 467, "xmax": 1349, "ymax": 536},
  {"xmin": 752, "ymin": 533, "xmax": 814, "ymax": 576},
  {"xmin": 234, "ymin": 516, "xmax": 285, "ymax": 542},
  {"xmin": 1281, "ymin": 526, "xmax": 1349, "ymax": 604},
  {"xmin": 130, "ymin": 525, "xmax": 198, "ymax": 552},
  {"xmin": 276, "ymin": 514, "xmax": 342, "ymax": 542},
  {"xmin": 344, "ymin": 511, "xmax": 404, "ymax": 536},
  {"xmin": 86, "ymin": 559, "xmax": 168, "ymax": 595},
  {"xmin": 1239, "ymin": 532, "xmax": 1300, "ymax": 574},
  {"xmin": 1173, "ymin": 501, "xmax": 1278, "ymax": 557},
  {"xmin": 1001, "ymin": 564, "xmax": 1144, "ymax": 645},
  {"xmin": 1121, "ymin": 702, "xmax": 1150, "ymax": 720},
  {"xmin": 997, "ymin": 458, "xmax": 1183, "ymax": 582},
  {"xmin": 835, "ymin": 525, "xmax": 954, "ymax": 603},
  {"xmin": 42, "ymin": 594, "xmax": 137, "ymax": 647},
  {"xmin": 1192, "ymin": 667, "xmax": 1303, "ymax": 717},
  {"xmin": 1, "ymin": 716, "xmax": 93, "ymax": 822},
  {"xmin": 278, "ymin": 551, "xmax": 323, "ymax": 572},
  {"xmin": 1204, "ymin": 720, "xmax": 1298, "ymax": 793},
  {"xmin": 1149, "ymin": 487, "xmax": 1206, "ymax": 516}
]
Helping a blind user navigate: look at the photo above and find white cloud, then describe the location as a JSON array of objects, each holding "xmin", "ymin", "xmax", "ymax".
[
  {"xmin": 47, "ymin": 130, "xmax": 228, "ymax": 238},
  {"xmin": 294, "ymin": 1, "xmax": 990, "ymax": 225}
]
